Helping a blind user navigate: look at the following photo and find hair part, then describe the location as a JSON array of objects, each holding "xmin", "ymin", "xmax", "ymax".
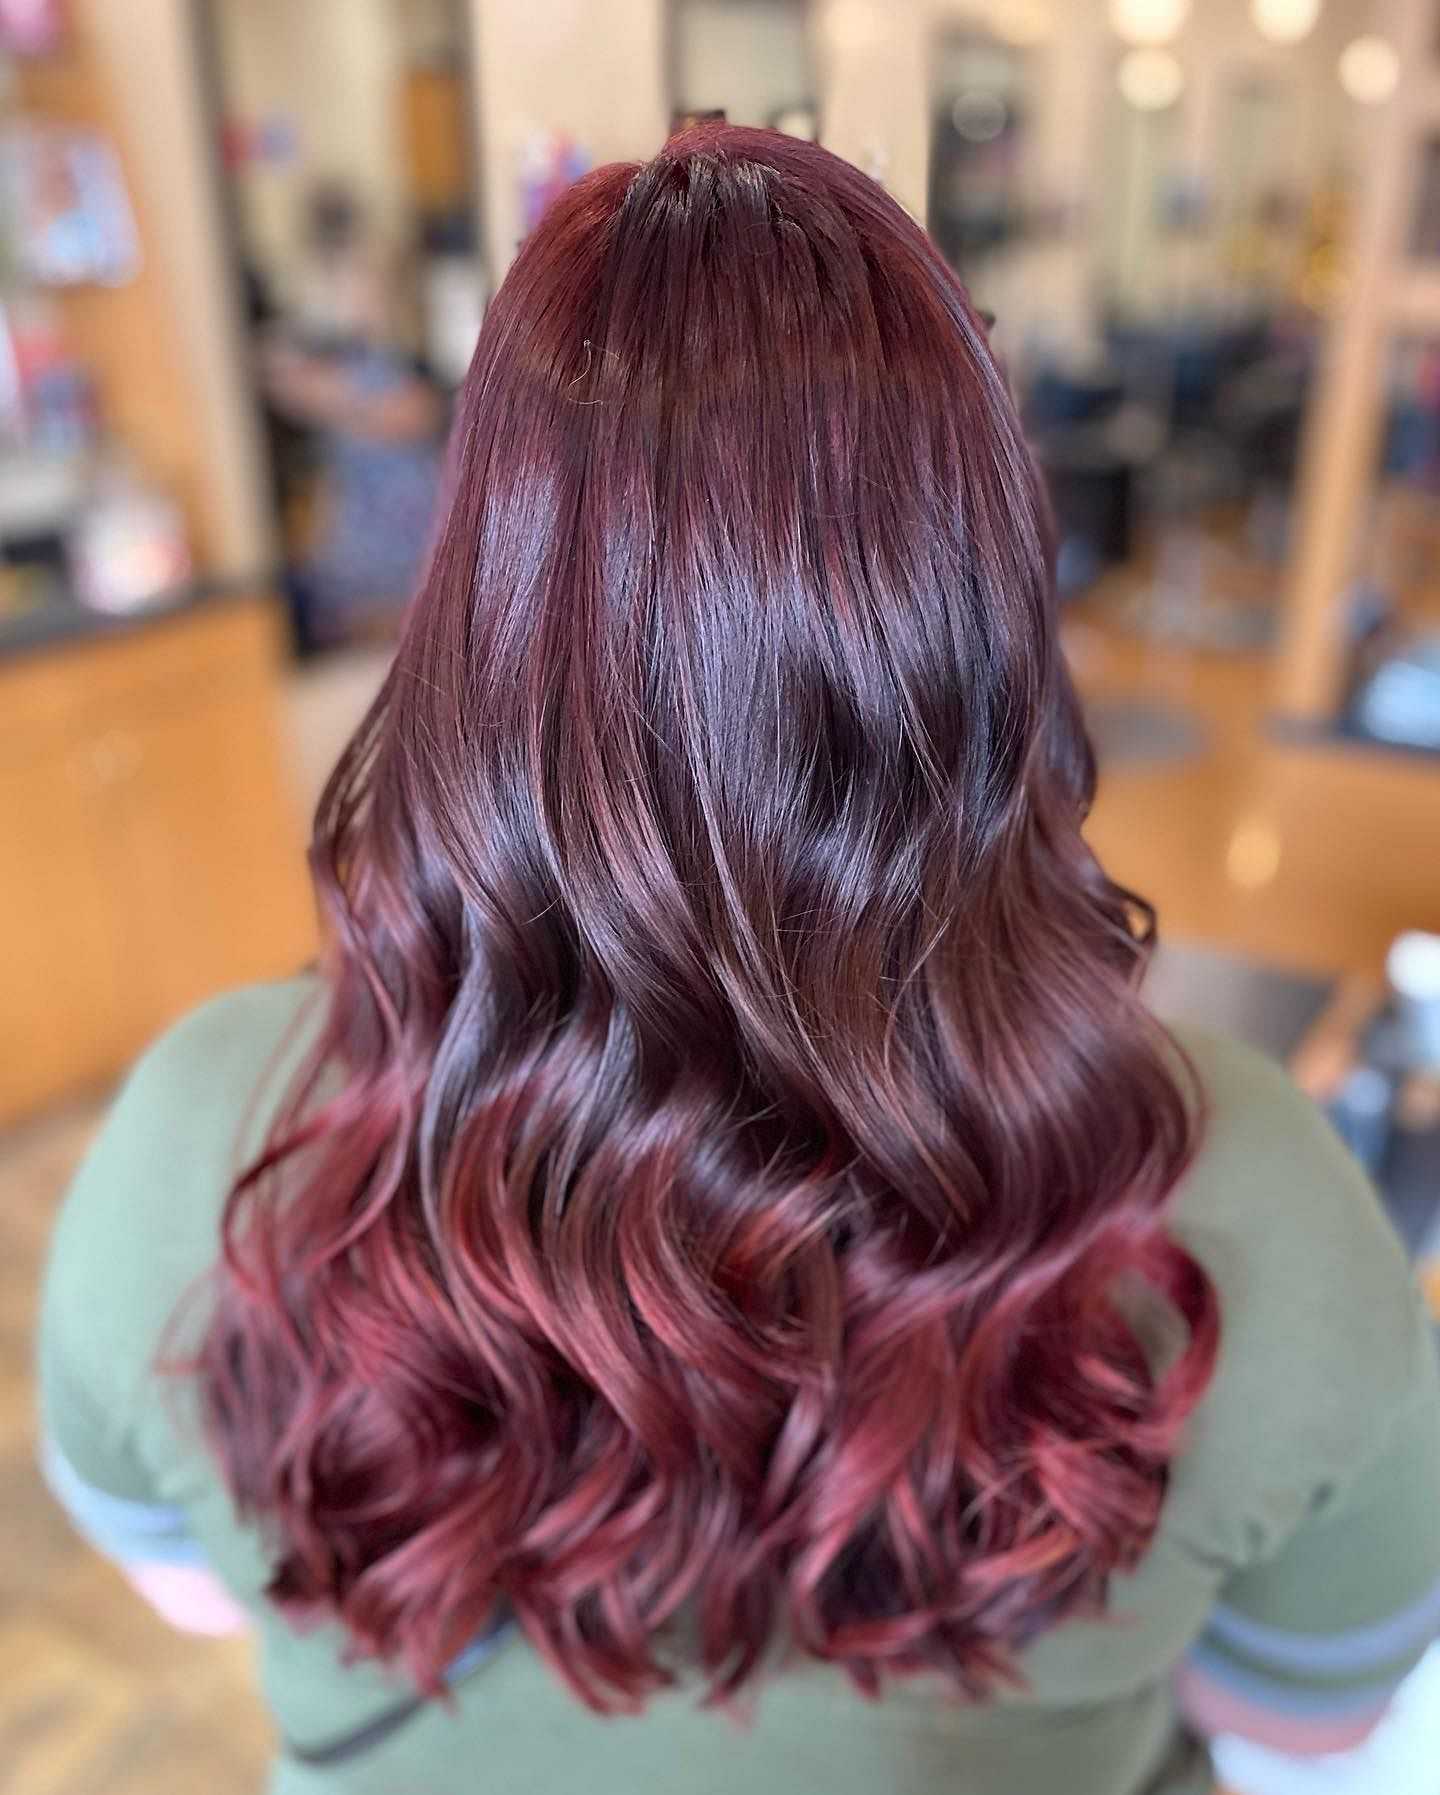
[{"xmin": 197, "ymin": 124, "xmax": 1218, "ymax": 1713}]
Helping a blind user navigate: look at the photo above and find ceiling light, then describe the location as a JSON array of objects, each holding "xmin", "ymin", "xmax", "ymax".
[
  {"xmin": 1117, "ymin": 47, "xmax": 1185, "ymax": 110},
  {"xmin": 1338, "ymin": 34, "xmax": 1400, "ymax": 104},
  {"xmin": 1109, "ymin": 0, "xmax": 1190, "ymax": 47},
  {"xmin": 1252, "ymin": 0, "xmax": 1321, "ymax": 44}
]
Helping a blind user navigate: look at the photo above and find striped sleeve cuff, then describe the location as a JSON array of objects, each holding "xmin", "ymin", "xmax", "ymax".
[
  {"xmin": 1183, "ymin": 1572, "xmax": 1440, "ymax": 1739},
  {"xmin": 39, "ymin": 1433, "xmax": 204, "ymax": 1568},
  {"xmin": 1177, "ymin": 1579, "xmax": 1436, "ymax": 1759},
  {"xmin": 1184, "ymin": 1641, "xmax": 1398, "ymax": 1723},
  {"xmin": 1203, "ymin": 1580, "xmax": 1440, "ymax": 1681}
]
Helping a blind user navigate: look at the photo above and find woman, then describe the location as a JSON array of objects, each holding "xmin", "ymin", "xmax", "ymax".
[
  {"xmin": 41, "ymin": 127, "xmax": 1440, "ymax": 1795},
  {"xmin": 260, "ymin": 182, "xmax": 447, "ymax": 654}
]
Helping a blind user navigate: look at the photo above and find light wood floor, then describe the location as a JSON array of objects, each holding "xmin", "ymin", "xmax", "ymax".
[
  {"xmin": 1076, "ymin": 620, "xmax": 1440, "ymax": 978},
  {"xmin": 3, "ymin": 621, "xmax": 1436, "ymax": 1791},
  {"xmin": 0, "ymin": 1106, "xmax": 273, "ymax": 1793}
]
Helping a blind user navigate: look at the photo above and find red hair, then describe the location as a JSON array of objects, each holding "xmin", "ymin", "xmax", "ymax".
[{"xmin": 198, "ymin": 126, "xmax": 1218, "ymax": 1712}]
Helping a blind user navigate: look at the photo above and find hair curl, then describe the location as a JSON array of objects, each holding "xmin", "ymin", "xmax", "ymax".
[{"xmin": 198, "ymin": 126, "xmax": 1218, "ymax": 1713}]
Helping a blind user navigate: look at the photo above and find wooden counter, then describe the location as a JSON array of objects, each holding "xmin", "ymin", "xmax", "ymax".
[{"xmin": 0, "ymin": 592, "xmax": 316, "ymax": 1124}]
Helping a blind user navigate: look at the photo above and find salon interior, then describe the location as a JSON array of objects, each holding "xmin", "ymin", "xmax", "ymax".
[{"xmin": 2, "ymin": 0, "xmax": 1439, "ymax": 1786}]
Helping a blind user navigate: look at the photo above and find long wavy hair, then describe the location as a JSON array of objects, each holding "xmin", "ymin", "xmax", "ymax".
[{"xmin": 200, "ymin": 126, "xmax": 1218, "ymax": 1713}]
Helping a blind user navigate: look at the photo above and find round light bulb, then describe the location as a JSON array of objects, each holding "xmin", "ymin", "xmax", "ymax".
[
  {"xmin": 1117, "ymin": 47, "xmax": 1185, "ymax": 110},
  {"xmin": 1109, "ymin": 0, "xmax": 1190, "ymax": 47},
  {"xmin": 1338, "ymin": 34, "xmax": 1400, "ymax": 104},
  {"xmin": 1252, "ymin": 0, "xmax": 1321, "ymax": 44}
]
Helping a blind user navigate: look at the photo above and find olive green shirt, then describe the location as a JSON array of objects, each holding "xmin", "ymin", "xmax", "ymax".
[{"xmin": 38, "ymin": 978, "xmax": 1440, "ymax": 1794}]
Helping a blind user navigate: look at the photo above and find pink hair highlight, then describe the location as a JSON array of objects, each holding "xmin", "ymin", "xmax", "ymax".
[{"xmin": 196, "ymin": 126, "xmax": 1218, "ymax": 1713}]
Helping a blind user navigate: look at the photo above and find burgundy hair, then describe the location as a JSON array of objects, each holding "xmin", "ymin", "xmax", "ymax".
[{"xmin": 200, "ymin": 127, "xmax": 1218, "ymax": 1712}]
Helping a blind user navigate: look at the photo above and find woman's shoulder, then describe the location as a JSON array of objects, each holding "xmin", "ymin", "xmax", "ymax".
[
  {"xmin": 65, "ymin": 969, "xmax": 321, "ymax": 1191},
  {"xmin": 126, "ymin": 973, "xmax": 323, "ymax": 1118},
  {"xmin": 1162, "ymin": 1024, "xmax": 1433, "ymax": 1563},
  {"xmin": 41, "ymin": 977, "xmax": 324, "ymax": 1413},
  {"xmin": 88, "ymin": 975, "xmax": 325, "ymax": 1224},
  {"xmin": 1171, "ymin": 1022, "xmax": 1413, "ymax": 1312}
]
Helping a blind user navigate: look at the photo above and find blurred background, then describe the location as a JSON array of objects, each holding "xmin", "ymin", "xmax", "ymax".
[{"xmin": 3, "ymin": 0, "xmax": 1440, "ymax": 1787}]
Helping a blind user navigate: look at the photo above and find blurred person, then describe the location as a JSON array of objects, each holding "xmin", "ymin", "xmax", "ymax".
[
  {"xmin": 287, "ymin": 181, "xmax": 386, "ymax": 351},
  {"xmin": 39, "ymin": 128, "xmax": 1440, "ymax": 1795},
  {"xmin": 261, "ymin": 181, "xmax": 446, "ymax": 653}
]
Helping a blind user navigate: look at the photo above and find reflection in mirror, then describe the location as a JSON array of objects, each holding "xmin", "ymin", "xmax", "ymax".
[
  {"xmin": 1097, "ymin": 54, "xmax": 1184, "ymax": 321},
  {"xmin": 926, "ymin": 26, "xmax": 1028, "ymax": 314},
  {"xmin": 1213, "ymin": 74, "xmax": 1304, "ymax": 312},
  {"xmin": 668, "ymin": 0, "xmax": 816, "ymax": 138},
  {"xmin": 1346, "ymin": 336, "xmax": 1440, "ymax": 753},
  {"xmin": 1412, "ymin": 136, "xmax": 1440, "ymax": 261},
  {"xmin": 198, "ymin": 0, "xmax": 478, "ymax": 656}
]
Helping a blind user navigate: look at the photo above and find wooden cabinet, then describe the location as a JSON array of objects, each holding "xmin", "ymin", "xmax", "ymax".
[
  {"xmin": 0, "ymin": 733, "xmax": 130, "ymax": 1111},
  {"xmin": 0, "ymin": 597, "xmax": 316, "ymax": 1125},
  {"xmin": 401, "ymin": 65, "xmax": 471, "ymax": 214}
]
